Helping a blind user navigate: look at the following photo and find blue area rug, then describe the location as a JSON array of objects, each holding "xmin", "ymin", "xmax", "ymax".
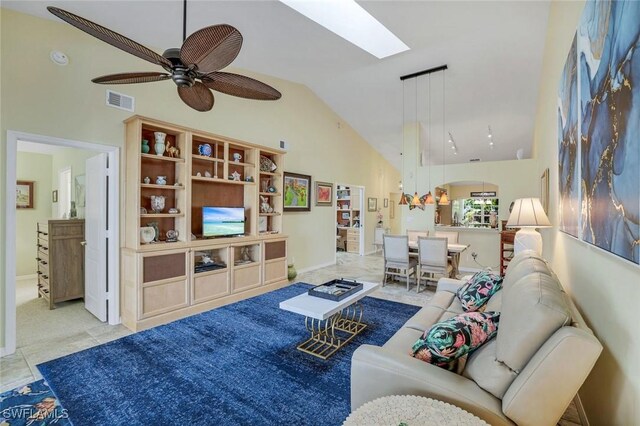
[
  {"xmin": 38, "ymin": 283, "xmax": 420, "ymax": 425},
  {"xmin": 0, "ymin": 379, "xmax": 72, "ymax": 425}
]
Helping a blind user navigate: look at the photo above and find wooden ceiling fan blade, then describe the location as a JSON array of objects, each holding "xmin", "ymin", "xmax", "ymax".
[
  {"xmin": 92, "ymin": 72, "xmax": 171, "ymax": 84},
  {"xmin": 177, "ymin": 82, "xmax": 214, "ymax": 112},
  {"xmin": 47, "ymin": 7, "xmax": 172, "ymax": 68},
  {"xmin": 201, "ymin": 72, "xmax": 281, "ymax": 101},
  {"xmin": 180, "ymin": 25, "xmax": 242, "ymax": 74}
]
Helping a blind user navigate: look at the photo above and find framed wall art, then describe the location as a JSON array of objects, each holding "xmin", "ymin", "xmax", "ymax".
[
  {"xmin": 367, "ymin": 197, "xmax": 377, "ymax": 212},
  {"xmin": 557, "ymin": 0, "xmax": 640, "ymax": 265},
  {"xmin": 315, "ymin": 181, "xmax": 333, "ymax": 206},
  {"xmin": 283, "ymin": 172, "xmax": 311, "ymax": 212},
  {"xmin": 16, "ymin": 181, "xmax": 34, "ymax": 209}
]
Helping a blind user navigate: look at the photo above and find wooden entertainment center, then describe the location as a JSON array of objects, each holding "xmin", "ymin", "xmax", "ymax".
[{"xmin": 121, "ymin": 116, "xmax": 288, "ymax": 331}]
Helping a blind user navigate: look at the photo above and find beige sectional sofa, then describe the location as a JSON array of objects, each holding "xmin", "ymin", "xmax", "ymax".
[{"xmin": 351, "ymin": 251, "xmax": 602, "ymax": 425}]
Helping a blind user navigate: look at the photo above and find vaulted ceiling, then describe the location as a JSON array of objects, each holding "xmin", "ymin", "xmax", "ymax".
[{"xmin": 3, "ymin": 1, "xmax": 550, "ymax": 169}]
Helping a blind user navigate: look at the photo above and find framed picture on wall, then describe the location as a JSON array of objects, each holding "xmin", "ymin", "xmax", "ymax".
[
  {"xmin": 52, "ymin": 190, "xmax": 58, "ymax": 203},
  {"xmin": 384, "ymin": 198, "xmax": 389, "ymax": 208},
  {"xmin": 390, "ymin": 201, "xmax": 395, "ymax": 219},
  {"xmin": 283, "ymin": 172, "xmax": 311, "ymax": 212},
  {"xmin": 368, "ymin": 197, "xmax": 377, "ymax": 212},
  {"xmin": 16, "ymin": 181, "xmax": 34, "ymax": 209},
  {"xmin": 315, "ymin": 181, "xmax": 333, "ymax": 206},
  {"xmin": 75, "ymin": 175, "xmax": 86, "ymax": 207}
]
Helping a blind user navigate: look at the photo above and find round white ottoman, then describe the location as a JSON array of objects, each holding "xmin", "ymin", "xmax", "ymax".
[{"xmin": 343, "ymin": 395, "xmax": 489, "ymax": 426}]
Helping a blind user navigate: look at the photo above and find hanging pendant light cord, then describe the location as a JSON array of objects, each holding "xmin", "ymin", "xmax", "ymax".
[
  {"xmin": 443, "ymin": 69, "xmax": 445, "ymax": 191},
  {"xmin": 415, "ymin": 78, "xmax": 419, "ymax": 196}
]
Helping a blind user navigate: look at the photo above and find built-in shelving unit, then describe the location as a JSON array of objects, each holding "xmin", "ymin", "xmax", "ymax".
[
  {"xmin": 122, "ymin": 116, "xmax": 288, "ymax": 332},
  {"xmin": 336, "ymin": 185, "xmax": 363, "ymax": 254}
]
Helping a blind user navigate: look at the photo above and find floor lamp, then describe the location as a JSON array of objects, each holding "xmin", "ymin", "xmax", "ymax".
[{"xmin": 506, "ymin": 198, "xmax": 551, "ymax": 255}]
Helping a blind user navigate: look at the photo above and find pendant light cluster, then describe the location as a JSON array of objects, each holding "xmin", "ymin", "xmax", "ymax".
[{"xmin": 398, "ymin": 64, "xmax": 448, "ymax": 209}]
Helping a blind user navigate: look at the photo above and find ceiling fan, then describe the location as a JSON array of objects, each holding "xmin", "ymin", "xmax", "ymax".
[{"xmin": 47, "ymin": 1, "xmax": 281, "ymax": 112}]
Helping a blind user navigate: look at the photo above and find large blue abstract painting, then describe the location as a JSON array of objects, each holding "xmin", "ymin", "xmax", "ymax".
[
  {"xmin": 562, "ymin": 0, "xmax": 640, "ymax": 264},
  {"xmin": 558, "ymin": 35, "xmax": 580, "ymax": 238}
]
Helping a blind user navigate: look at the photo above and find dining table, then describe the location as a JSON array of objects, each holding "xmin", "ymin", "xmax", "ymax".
[{"xmin": 408, "ymin": 241, "xmax": 470, "ymax": 278}]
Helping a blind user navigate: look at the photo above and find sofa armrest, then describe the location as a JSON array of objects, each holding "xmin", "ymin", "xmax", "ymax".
[
  {"xmin": 351, "ymin": 345, "xmax": 514, "ymax": 426},
  {"xmin": 436, "ymin": 277, "xmax": 466, "ymax": 294}
]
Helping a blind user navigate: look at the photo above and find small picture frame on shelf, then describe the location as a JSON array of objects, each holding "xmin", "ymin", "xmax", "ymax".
[
  {"xmin": 341, "ymin": 212, "xmax": 350, "ymax": 220},
  {"xmin": 315, "ymin": 181, "xmax": 333, "ymax": 207},
  {"xmin": 368, "ymin": 197, "xmax": 377, "ymax": 212}
]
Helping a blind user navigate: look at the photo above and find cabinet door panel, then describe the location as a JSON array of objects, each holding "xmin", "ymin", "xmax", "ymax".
[
  {"xmin": 232, "ymin": 264, "xmax": 261, "ymax": 292},
  {"xmin": 193, "ymin": 271, "xmax": 230, "ymax": 304},
  {"xmin": 264, "ymin": 259, "xmax": 286, "ymax": 285},
  {"xmin": 141, "ymin": 279, "xmax": 188, "ymax": 319}
]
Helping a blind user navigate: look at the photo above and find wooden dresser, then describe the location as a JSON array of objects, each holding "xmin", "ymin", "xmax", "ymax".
[{"xmin": 36, "ymin": 219, "xmax": 85, "ymax": 309}]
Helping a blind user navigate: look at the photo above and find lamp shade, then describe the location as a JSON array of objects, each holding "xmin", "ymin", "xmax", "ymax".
[
  {"xmin": 506, "ymin": 198, "xmax": 551, "ymax": 228},
  {"xmin": 410, "ymin": 192, "xmax": 422, "ymax": 207},
  {"xmin": 423, "ymin": 191, "xmax": 435, "ymax": 205},
  {"xmin": 439, "ymin": 191, "xmax": 450, "ymax": 205}
]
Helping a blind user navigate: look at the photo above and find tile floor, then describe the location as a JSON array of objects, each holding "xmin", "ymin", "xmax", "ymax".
[{"xmin": 1, "ymin": 253, "xmax": 582, "ymax": 425}]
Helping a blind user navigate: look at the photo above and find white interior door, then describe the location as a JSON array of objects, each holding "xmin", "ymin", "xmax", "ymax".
[{"xmin": 84, "ymin": 153, "xmax": 108, "ymax": 321}]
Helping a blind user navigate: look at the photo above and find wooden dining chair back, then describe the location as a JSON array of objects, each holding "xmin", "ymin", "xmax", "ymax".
[
  {"xmin": 416, "ymin": 237, "xmax": 452, "ymax": 293},
  {"xmin": 383, "ymin": 235, "xmax": 417, "ymax": 290}
]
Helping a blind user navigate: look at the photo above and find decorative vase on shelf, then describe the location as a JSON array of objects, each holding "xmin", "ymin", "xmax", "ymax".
[
  {"xmin": 287, "ymin": 264, "xmax": 297, "ymax": 281},
  {"xmin": 141, "ymin": 139, "xmax": 150, "ymax": 154},
  {"xmin": 154, "ymin": 132, "xmax": 167, "ymax": 155},
  {"xmin": 150, "ymin": 195, "xmax": 165, "ymax": 213}
]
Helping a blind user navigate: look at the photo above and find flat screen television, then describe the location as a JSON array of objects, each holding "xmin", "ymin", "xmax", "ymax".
[{"xmin": 202, "ymin": 207, "xmax": 245, "ymax": 238}]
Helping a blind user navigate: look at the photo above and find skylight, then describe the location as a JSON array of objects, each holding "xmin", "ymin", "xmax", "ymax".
[{"xmin": 279, "ymin": 0, "xmax": 410, "ymax": 59}]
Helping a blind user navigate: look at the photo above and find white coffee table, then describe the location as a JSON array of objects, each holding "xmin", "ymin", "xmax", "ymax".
[{"xmin": 280, "ymin": 281, "xmax": 379, "ymax": 359}]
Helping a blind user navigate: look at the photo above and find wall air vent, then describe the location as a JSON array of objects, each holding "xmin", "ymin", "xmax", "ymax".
[
  {"xmin": 106, "ymin": 90, "xmax": 134, "ymax": 112},
  {"xmin": 469, "ymin": 158, "xmax": 481, "ymax": 162}
]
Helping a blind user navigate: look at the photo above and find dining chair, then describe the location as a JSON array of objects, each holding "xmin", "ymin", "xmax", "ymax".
[
  {"xmin": 434, "ymin": 230, "xmax": 460, "ymax": 273},
  {"xmin": 383, "ymin": 235, "xmax": 417, "ymax": 290},
  {"xmin": 416, "ymin": 237, "xmax": 452, "ymax": 293}
]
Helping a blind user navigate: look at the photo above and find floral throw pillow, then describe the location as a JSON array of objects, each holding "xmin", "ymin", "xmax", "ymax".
[
  {"xmin": 456, "ymin": 271, "xmax": 503, "ymax": 312},
  {"xmin": 411, "ymin": 312, "xmax": 500, "ymax": 370}
]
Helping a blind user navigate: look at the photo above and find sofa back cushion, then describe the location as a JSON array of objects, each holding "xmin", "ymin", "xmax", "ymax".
[
  {"xmin": 496, "ymin": 273, "xmax": 572, "ymax": 372},
  {"xmin": 464, "ymin": 272, "xmax": 572, "ymax": 398},
  {"xmin": 502, "ymin": 256, "xmax": 552, "ymax": 297}
]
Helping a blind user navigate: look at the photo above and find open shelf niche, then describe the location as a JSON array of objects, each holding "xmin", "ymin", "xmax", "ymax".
[{"xmin": 258, "ymin": 150, "xmax": 284, "ymax": 235}]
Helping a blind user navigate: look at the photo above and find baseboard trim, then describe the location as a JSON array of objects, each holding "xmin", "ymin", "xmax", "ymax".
[
  {"xmin": 297, "ymin": 260, "xmax": 335, "ymax": 275},
  {"xmin": 16, "ymin": 274, "xmax": 37, "ymax": 281},
  {"xmin": 574, "ymin": 393, "xmax": 590, "ymax": 426}
]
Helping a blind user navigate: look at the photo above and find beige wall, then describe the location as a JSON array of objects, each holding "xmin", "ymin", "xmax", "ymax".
[
  {"xmin": 533, "ymin": 1, "xmax": 639, "ymax": 423},
  {"xmin": 0, "ymin": 9, "xmax": 399, "ymax": 347},
  {"xmin": 16, "ymin": 152, "xmax": 53, "ymax": 276}
]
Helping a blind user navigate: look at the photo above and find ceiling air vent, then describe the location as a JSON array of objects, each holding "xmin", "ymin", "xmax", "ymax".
[
  {"xmin": 469, "ymin": 158, "xmax": 481, "ymax": 162},
  {"xmin": 106, "ymin": 90, "xmax": 134, "ymax": 112}
]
